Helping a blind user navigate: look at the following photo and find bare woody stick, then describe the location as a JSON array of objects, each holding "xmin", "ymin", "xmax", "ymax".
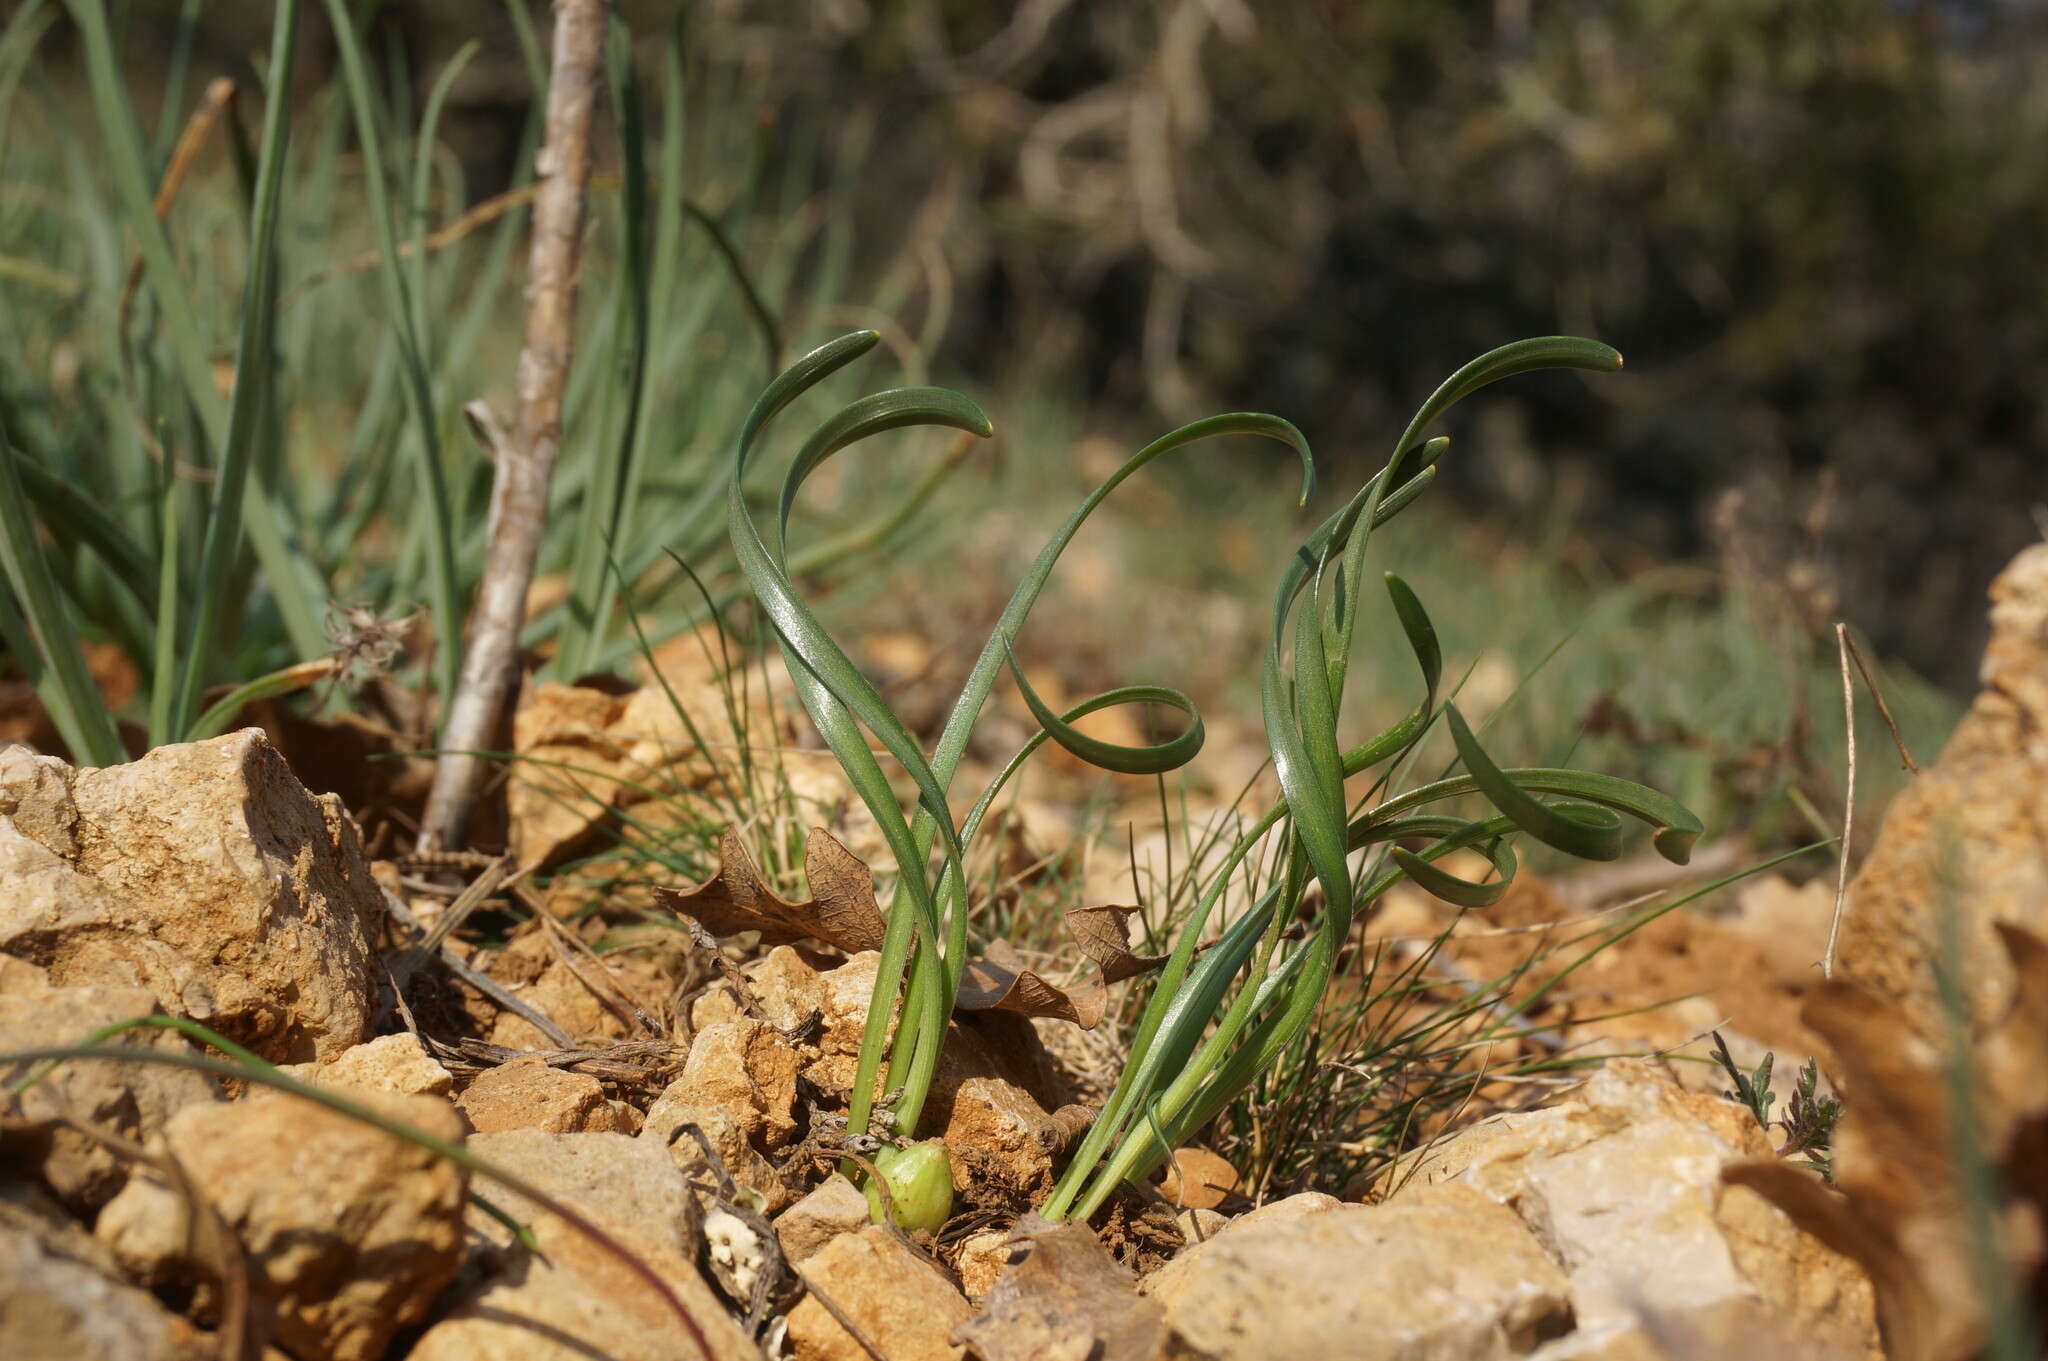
[{"xmin": 421, "ymin": 0, "xmax": 609, "ymax": 851}]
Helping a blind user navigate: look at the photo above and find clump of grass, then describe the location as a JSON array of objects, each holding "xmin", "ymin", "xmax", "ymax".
[
  {"xmin": 0, "ymin": 4, "xmax": 956, "ymax": 765},
  {"xmin": 721, "ymin": 328, "xmax": 1703, "ymax": 1215}
]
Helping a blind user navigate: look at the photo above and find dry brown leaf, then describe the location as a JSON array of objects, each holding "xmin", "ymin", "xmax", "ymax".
[
  {"xmin": 653, "ymin": 827, "xmax": 885, "ymax": 954},
  {"xmin": 1065, "ymin": 905, "xmax": 1166, "ymax": 984},
  {"xmin": 952, "ymin": 1214, "xmax": 1166, "ymax": 1361},
  {"xmin": 1726, "ymin": 922, "xmax": 2048, "ymax": 1361},
  {"xmin": 957, "ymin": 941, "xmax": 1109, "ymax": 1029}
]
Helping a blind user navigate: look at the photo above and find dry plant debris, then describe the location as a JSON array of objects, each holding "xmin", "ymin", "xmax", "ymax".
[
  {"xmin": 662, "ymin": 825, "xmax": 1165, "ymax": 1028},
  {"xmin": 657, "ymin": 827, "xmax": 886, "ymax": 955},
  {"xmin": 1728, "ymin": 922, "xmax": 2048, "ymax": 1361}
]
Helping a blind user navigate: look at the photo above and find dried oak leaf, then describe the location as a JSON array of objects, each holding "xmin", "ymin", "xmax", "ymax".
[
  {"xmin": 952, "ymin": 1214, "xmax": 1166, "ymax": 1361},
  {"xmin": 957, "ymin": 941, "xmax": 1109, "ymax": 1029},
  {"xmin": 652, "ymin": 826, "xmax": 885, "ymax": 954},
  {"xmin": 1065, "ymin": 905, "xmax": 1166, "ymax": 984}
]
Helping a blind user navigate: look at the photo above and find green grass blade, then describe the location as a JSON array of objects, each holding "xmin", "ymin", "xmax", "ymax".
[
  {"xmin": 1443, "ymin": 704, "xmax": 1626, "ymax": 861},
  {"xmin": 1005, "ymin": 654, "xmax": 1204, "ymax": 776},
  {"xmin": 168, "ymin": 0, "xmax": 308, "ymax": 739},
  {"xmin": 319, "ymin": 0, "xmax": 462, "ymax": 709},
  {"xmin": 5, "ymin": 444, "xmax": 156, "ymax": 609},
  {"xmin": 147, "ymin": 491, "xmax": 181, "ymax": 747},
  {"xmin": 1338, "ymin": 338, "xmax": 1621, "ymax": 661},
  {"xmin": 1362, "ymin": 760, "xmax": 1703, "ymax": 865},
  {"xmin": 0, "ymin": 436, "xmax": 124, "ymax": 765},
  {"xmin": 66, "ymin": 0, "xmax": 327, "ymax": 665}
]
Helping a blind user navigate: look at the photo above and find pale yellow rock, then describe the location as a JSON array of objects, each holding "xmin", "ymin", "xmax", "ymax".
[
  {"xmin": 456, "ymin": 1055, "xmax": 620, "ymax": 1133},
  {"xmin": 773, "ymin": 1174, "xmax": 870, "ymax": 1265},
  {"xmin": 953, "ymin": 1228, "xmax": 1016, "ymax": 1302},
  {"xmin": 1173, "ymin": 1206, "xmax": 1229, "ymax": 1247},
  {"xmin": 405, "ymin": 1129, "xmax": 758, "ymax": 1361},
  {"xmin": 278, "ymin": 1032, "xmax": 452, "ymax": 1097},
  {"xmin": 0, "ymin": 1204, "xmax": 209, "ymax": 1361},
  {"xmin": 935, "ymin": 1072, "xmax": 1064, "ymax": 1197},
  {"xmin": 1391, "ymin": 1060, "xmax": 1880, "ymax": 1360},
  {"xmin": 1837, "ymin": 542, "xmax": 2048, "ymax": 1038},
  {"xmin": 96, "ymin": 1091, "xmax": 467, "ymax": 1361},
  {"xmin": 786, "ymin": 1225, "xmax": 972, "ymax": 1361},
  {"xmin": 663, "ymin": 1019, "xmax": 803, "ymax": 1149},
  {"xmin": 0, "ymin": 970, "xmax": 216, "ymax": 1208},
  {"xmin": 0, "ymin": 732, "xmax": 381, "ymax": 1062},
  {"xmin": 1145, "ymin": 1185, "xmax": 1572, "ymax": 1360}
]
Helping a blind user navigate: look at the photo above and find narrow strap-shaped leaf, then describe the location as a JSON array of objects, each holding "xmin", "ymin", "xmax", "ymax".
[
  {"xmin": 1385, "ymin": 572, "xmax": 1440, "ymax": 712},
  {"xmin": 4, "ymin": 445, "xmax": 157, "ymax": 610},
  {"xmin": 1362, "ymin": 763, "xmax": 1703, "ymax": 865},
  {"xmin": 774, "ymin": 388, "xmax": 994, "ymax": 553},
  {"xmin": 1444, "ymin": 704, "xmax": 1625, "ymax": 861},
  {"xmin": 1339, "ymin": 339, "xmax": 1620, "ymax": 660},
  {"xmin": 1004, "ymin": 652, "xmax": 1205, "ymax": 776},
  {"xmin": 1389, "ymin": 838, "xmax": 1516, "ymax": 908},
  {"xmin": 917, "ymin": 412, "xmax": 1315, "ymax": 853}
]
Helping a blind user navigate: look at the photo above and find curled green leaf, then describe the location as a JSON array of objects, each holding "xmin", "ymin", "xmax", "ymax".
[{"xmin": 1004, "ymin": 649, "xmax": 1205, "ymax": 776}]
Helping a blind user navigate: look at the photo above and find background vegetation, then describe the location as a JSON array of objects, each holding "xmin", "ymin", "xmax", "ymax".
[{"xmin": 86, "ymin": 0, "xmax": 2040, "ymax": 686}]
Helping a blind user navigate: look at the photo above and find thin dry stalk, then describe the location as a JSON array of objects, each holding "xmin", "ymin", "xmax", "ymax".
[
  {"xmin": 118, "ymin": 75, "xmax": 237, "ymax": 337},
  {"xmin": 1823, "ymin": 622, "xmax": 1858, "ymax": 979},
  {"xmin": 423, "ymin": 0, "xmax": 609, "ymax": 850},
  {"xmin": 1839, "ymin": 624, "xmax": 1921, "ymax": 773}
]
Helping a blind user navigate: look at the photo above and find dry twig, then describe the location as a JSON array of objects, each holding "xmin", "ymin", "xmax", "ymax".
[
  {"xmin": 422, "ymin": 0, "xmax": 609, "ymax": 850},
  {"xmin": 1823, "ymin": 622, "xmax": 1857, "ymax": 979}
]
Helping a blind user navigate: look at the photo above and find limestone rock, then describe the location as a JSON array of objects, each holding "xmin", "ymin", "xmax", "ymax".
[
  {"xmin": 405, "ymin": 1129, "xmax": 758, "ymax": 1361},
  {"xmin": 1173, "ymin": 1207, "xmax": 1229, "ymax": 1249},
  {"xmin": 95, "ymin": 1091, "xmax": 466, "ymax": 1361},
  {"xmin": 642, "ymin": 1094, "xmax": 793, "ymax": 1213},
  {"xmin": 954, "ymin": 1227, "xmax": 1015, "ymax": 1301},
  {"xmin": 786, "ymin": 1225, "xmax": 973, "ymax": 1361},
  {"xmin": 1144, "ymin": 1185, "xmax": 1573, "ymax": 1360},
  {"xmin": 1391, "ymin": 1060, "xmax": 1880, "ymax": 1359},
  {"xmin": 932, "ymin": 1072, "xmax": 1064, "ymax": 1199},
  {"xmin": 508, "ymin": 679, "xmax": 788, "ymax": 872},
  {"xmin": 954, "ymin": 1215, "xmax": 1165, "ymax": 1361},
  {"xmin": 0, "ymin": 969, "xmax": 216, "ymax": 1208},
  {"xmin": 0, "ymin": 733, "xmax": 381, "ymax": 1062},
  {"xmin": 666, "ymin": 1020, "xmax": 803, "ymax": 1150},
  {"xmin": 278, "ymin": 1032, "xmax": 452, "ymax": 1097},
  {"xmin": 485, "ymin": 956, "xmax": 627, "ymax": 1049},
  {"xmin": 456, "ymin": 1056, "xmax": 622, "ymax": 1133},
  {"xmin": 1838, "ymin": 542, "xmax": 2048, "ymax": 1038},
  {"xmin": 0, "ymin": 1196, "xmax": 209, "ymax": 1361},
  {"xmin": 773, "ymin": 1174, "xmax": 870, "ymax": 1265},
  {"xmin": 642, "ymin": 1014, "xmax": 812, "ymax": 1213}
]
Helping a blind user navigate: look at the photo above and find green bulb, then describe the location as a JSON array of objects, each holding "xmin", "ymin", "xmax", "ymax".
[{"xmin": 864, "ymin": 1140, "xmax": 954, "ymax": 1232}]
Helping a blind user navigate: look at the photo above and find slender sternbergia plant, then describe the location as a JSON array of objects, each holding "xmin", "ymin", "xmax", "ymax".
[{"xmin": 729, "ymin": 330, "xmax": 1704, "ymax": 1216}]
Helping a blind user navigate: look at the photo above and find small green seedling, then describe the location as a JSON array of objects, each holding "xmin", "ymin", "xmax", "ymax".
[{"xmin": 1711, "ymin": 1029, "xmax": 1842, "ymax": 1180}]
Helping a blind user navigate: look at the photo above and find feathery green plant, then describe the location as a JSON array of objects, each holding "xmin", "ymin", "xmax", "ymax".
[{"xmin": 723, "ymin": 330, "xmax": 1703, "ymax": 1212}]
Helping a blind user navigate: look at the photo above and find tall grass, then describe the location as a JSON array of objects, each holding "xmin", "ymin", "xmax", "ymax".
[{"xmin": 0, "ymin": 4, "xmax": 955, "ymax": 761}]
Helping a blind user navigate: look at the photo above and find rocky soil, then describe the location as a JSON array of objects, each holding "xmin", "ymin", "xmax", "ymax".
[{"xmin": 5, "ymin": 545, "xmax": 2048, "ymax": 1361}]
